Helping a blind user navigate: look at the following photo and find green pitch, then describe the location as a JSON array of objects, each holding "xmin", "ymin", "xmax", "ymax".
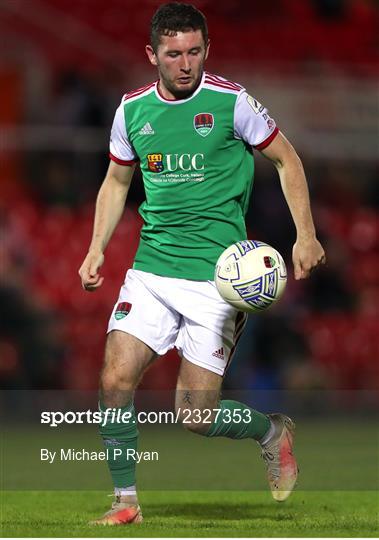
[
  {"xmin": 3, "ymin": 420, "xmax": 378, "ymax": 491},
  {"xmin": 1, "ymin": 418, "xmax": 378, "ymax": 536},
  {"xmin": 1, "ymin": 490, "xmax": 378, "ymax": 537}
]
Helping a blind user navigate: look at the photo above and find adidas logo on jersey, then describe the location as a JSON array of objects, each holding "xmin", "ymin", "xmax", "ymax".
[
  {"xmin": 139, "ymin": 122, "xmax": 154, "ymax": 135},
  {"xmin": 212, "ymin": 347, "xmax": 224, "ymax": 359}
]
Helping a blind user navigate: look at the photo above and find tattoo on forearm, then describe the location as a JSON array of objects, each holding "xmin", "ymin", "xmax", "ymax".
[{"xmin": 183, "ymin": 391, "xmax": 192, "ymax": 404}]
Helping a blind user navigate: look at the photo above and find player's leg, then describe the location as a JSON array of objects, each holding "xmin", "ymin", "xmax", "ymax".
[
  {"xmin": 100, "ymin": 329, "xmax": 156, "ymax": 407},
  {"xmin": 173, "ymin": 278, "xmax": 298, "ymax": 501},
  {"xmin": 92, "ymin": 270, "xmax": 181, "ymax": 525},
  {"xmin": 92, "ymin": 330, "xmax": 156, "ymax": 525},
  {"xmin": 175, "ymin": 355, "xmax": 298, "ymax": 502},
  {"xmin": 99, "ymin": 330, "xmax": 156, "ymax": 495},
  {"xmin": 175, "ymin": 356, "xmax": 274, "ymax": 441},
  {"xmin": 175, "ymin": 357, "xmax": 222, "ymax": 434}
]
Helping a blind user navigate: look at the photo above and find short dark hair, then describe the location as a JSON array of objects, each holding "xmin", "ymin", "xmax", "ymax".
[{"xmin": 150, "ymin": 2, "xmax": 208, "ymax": 52}]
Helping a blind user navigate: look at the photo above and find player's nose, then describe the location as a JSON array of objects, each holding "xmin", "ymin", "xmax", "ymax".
[{"xmin": 180, "ymin": 55, "xmax": 191, "ymax": 72}]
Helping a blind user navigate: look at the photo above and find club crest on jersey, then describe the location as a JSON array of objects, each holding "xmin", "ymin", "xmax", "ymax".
[
  {"xmin": 115, "ymin": 302, "xmax": 132, "ymax": 320},
  {"xmin": 193, "ymin": 113, "xmax": 214, "ymax": 137},
  {"xmin": 147, "ymin": 153, "xmax": 164, "ymax": 173}
]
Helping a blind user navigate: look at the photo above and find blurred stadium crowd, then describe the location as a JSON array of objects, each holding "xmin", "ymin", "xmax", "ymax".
[{"xmin": 0, "ymin": 0, "xmax": 378, "ymax": 393}]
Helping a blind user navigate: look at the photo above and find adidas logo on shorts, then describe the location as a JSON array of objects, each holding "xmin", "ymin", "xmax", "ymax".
[{"xmin": 212, "ymin": 347, "xmax": 224, "ymax": 359}]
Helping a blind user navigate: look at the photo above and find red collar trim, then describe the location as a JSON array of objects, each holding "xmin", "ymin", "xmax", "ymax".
[
  {"xmin": 156, "ymin": 81, "xmax": 180, "ymax": 101},
  {"xmin": 155, "ymin": 73, "xmax": 204, "ymax": 102}
]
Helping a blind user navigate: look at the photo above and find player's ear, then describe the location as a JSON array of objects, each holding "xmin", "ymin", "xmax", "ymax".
[
  {"xmin": 146, "ymin": 45, "xmax": 158, "ymax": 66},
  {"xmin": 204, "ymin": 39, "xmax": 210, "ymax": 61}
]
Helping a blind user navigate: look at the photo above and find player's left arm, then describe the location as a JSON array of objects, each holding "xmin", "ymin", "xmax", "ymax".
[{"xmin": 260, "ymin": 131, "xmax": 326, "ymax": 280}]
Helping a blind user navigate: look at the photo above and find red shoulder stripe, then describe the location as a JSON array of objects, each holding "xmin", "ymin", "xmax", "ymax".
[
  {"xmin": 207, "ymin": 76, "xmax": 242, "ymax": 91},
  {"xmin": 205, "ymin": 77, "xmax": 241, "ymax": 93},
  {"xmin": 123, "ymin": 82, "xmax": 155, "ymax": 101},
  {"xmin": 207, "ymin": 72, "xmax": 241, "ymax": 86},
  {"xmin": 205, "ymin": 73, "xmax": 242, "ymax": 91},
  {"xmin": 205, "ymin": 77, "xmax": 241, "ymax": 92}
]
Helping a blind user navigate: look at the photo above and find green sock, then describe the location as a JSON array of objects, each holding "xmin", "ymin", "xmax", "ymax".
[
  {"xmin": 99, "ymin": 402, "xmax": 138, "ymax": 488},
  {"xmin": 206, "ymin": 399, "xmax": 271, "ymax": 441}
]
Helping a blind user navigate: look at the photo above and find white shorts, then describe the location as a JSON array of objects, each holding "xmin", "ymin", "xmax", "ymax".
[{"xmin": 107, "ymin": 269, "xmax": 247, "ymax": 376}]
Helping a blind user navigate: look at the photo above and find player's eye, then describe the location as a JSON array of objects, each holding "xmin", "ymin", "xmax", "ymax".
[{"xmin": 167, "ymin": 52, "xmax": 180, "ymax": 58}]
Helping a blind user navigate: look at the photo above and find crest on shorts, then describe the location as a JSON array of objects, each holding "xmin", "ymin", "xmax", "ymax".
[
  {"xmin": 193, "ymin": 113, "xmax": 214, "ymax": 137},
  {"xmin": 147, "ymin": 153, "xmax": 164, "ymax": 173},
  {"xmin": 115, "ymin": 302, "xmax": 132, "ymax": 320}
]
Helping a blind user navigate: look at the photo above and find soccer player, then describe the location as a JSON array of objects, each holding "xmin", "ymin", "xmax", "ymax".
[{"xmin": 79, "ymin": 2, "xmax": 326, "ymax": 525}]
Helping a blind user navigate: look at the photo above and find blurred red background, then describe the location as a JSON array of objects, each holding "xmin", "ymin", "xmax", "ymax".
[{"xmin": 0, "ymin": 0, "xmax": 378, "ymax": 392}]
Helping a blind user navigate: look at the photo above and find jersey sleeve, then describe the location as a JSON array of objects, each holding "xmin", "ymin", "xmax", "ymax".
[
  {"xmin": 234, "ymin": 91, "xmax": 279, "ymax": 150},
  {"xmin": 109, "ymin": 99, "xmax": 139, "ymax": 165}
]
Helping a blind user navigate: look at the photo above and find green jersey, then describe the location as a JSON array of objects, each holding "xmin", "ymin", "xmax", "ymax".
[{"xmin": 109, "ymin": 72, "xmax": 278, "ymax": 280}]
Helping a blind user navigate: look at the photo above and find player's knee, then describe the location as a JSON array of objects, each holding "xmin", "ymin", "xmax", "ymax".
[
  {"xmin": 174, "ymin": 406, "xmax": 210, "ymax": 435},
  {"xmin": 185, "ymin": 421, "xmax": 210, "ymax": 435},
  {"xmin": 100, "ymin": 370, "xmax": 134, "ymax": 408},
  {"xmin": 100, "ymin": 366, "xmax": 134, "ymax": 395}
]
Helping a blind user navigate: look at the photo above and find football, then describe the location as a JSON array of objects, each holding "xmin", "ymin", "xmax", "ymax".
[{"xmin": 214, "ymin": 240, "xmax": 287, "ymax": 313}]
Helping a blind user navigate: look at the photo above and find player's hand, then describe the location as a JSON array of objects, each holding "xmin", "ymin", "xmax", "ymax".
[
  {"xmin": 78, "ymin": 250, "xmax": 105, "ymax": 292},
  {"xmin": 292, "ymin": 237, "xmax": 326, "ymax": 280}
]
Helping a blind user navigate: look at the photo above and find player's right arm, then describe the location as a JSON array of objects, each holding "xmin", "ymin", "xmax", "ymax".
[{"xmin": 78, "ymin": 161, "xmax": 136, "ymax": 292}]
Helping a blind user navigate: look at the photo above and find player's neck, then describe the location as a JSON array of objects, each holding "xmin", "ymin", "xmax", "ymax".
[{"xmin": 157, "ymin": 77, "xmax": 202, "ymax": 101}]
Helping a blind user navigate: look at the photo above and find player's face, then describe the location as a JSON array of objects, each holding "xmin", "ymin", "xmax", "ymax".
[{"xmin": 146, "ymin": 30, "xmax": 209, "ymax": 100}]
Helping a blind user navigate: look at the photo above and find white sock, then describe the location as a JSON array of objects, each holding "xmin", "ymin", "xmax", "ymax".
[
  {"xmin": 115, "ymin": 486, "xmax": 137, "ymax": 497},
  {"xmin": 259, "ymin": 419, "xmax": 275, "ymax": 445}
]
